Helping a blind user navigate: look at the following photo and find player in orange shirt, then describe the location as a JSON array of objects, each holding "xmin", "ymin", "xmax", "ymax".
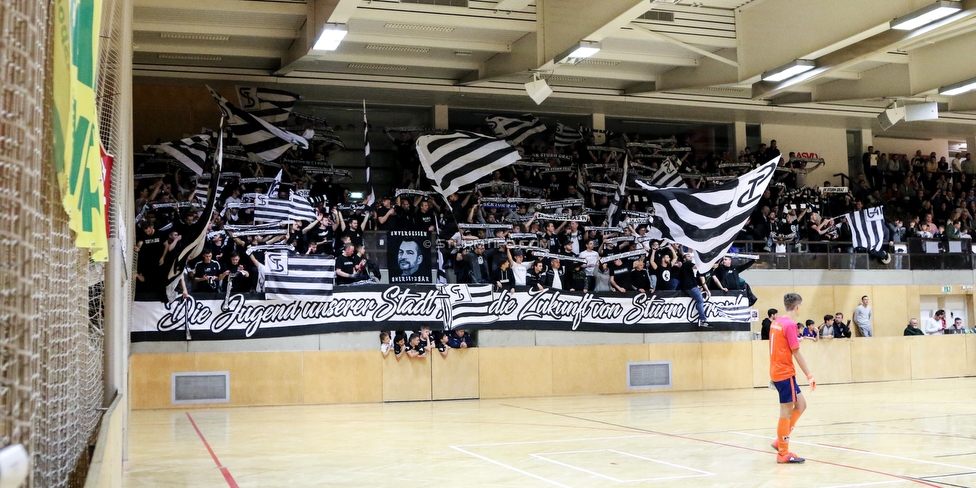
[{"xmin": 769, "ymin": 292, "xmax": 816, "ymax": 464}]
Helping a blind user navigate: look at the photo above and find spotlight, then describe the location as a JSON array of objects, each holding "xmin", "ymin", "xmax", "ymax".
[
  {"xmin": 890, "ymin": 1, "xmax": 961, "ymax": 30},
  {"xmin": 524, "ymin": 74, "xmax": 552, "ymax": 105},
  {"xmin": 313, "ymin": 24, "xmax": 347, "ymax": 51},
  {"xmin": 761, "ymin": 60, "xmax": 816, "ymax": 82},
  {"xmin": 554, "ymin": 40, "xmax": 601, "ymax": 66}
]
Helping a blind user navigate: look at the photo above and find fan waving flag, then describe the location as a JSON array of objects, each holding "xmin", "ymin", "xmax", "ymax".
[
  {"xmin": 236, "ymin": 86, "xmax": 299, "ymax": 124},
  {"xmin": 264, "ymin": 253, "xmax": 335, "ymax": 302},
  {"xmin": 159, "ymin": 134, "xmax": 210, "ymax": 175},
  {"xmin": 636, "ymin": 158, "xmax": 778, "ymax": 269},
  {"xmin": 363, "ymin": 101, "xmax": 375, "ymax": 207},
  {"xmin": 486, "ymin": 114, "xmax": 546, "ymax": 145},
  {"xmin": 554, "ymin": 123, "xmax": 583, "ymax": 147},
  {"xmin": 646, "ymin": 157, "xmax": 687, "ymax": 188},
  {"xmin": 208, "ymin": 86, "xmax": 308, "ymax": 162},
  {"xmin": 416, "ymin": 131, "xmax": 521, "ymax": 197},
  {"xmin": 845, "ymin": 206, "xmax": 885, "ymax": 252}
]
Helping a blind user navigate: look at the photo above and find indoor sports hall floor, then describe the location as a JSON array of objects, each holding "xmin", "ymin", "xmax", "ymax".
[{"xmin": 124, "ymin": 377, "xmax": 976, "ymax": 487}]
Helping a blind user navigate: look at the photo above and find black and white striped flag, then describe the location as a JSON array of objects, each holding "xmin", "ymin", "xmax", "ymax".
[
  {"xmin": 606, "ymin": 156, "xmax": 628, "ymax": 227},
  {"xmin": 193, "ymin": 177, "xmax": 229, "ymax": 206},
  {"xmin": 263, "ymin": 253, "xmax": 335, "ymax": 302},
  {"xmin": 645, "ymin": 158, "xmax": 687, "ymax": 189},
  {"xmin": 254, "ymin": 192, "xmax": 317, "ymax": 223},
  {"xmin": 159, "ymin": 134, "xmax": 210, "ymax": 175},
  {"xmin": 236, "ymin": 86, "xmax": 299, "ymax": 125},
  {"xmin": 363, "ymin": 101, "xmax": 375, "ymax": 207},
  {"xmin": 267, "ymin": 169, "xmax": 282, "ymax": 197},
  {"xmin": 416, "ymin": 131, "xmax": 522, "ymax": 197},
  {"xmin": 844, "ymin": 206, "xmax": 885, "ymax": 252},
  {"xmin": 486, "ymin": 114, "xmax": 546, "ymax": 145},
  {"xmin": 208, "ymin": 86, "xmax": 309, "ymax": 162},
  {"xmin": 554, "ymin": 123, "xmax": 583, "ymax": 147},
  {"xmin": 636, "ymin": 159, "xmax": 778, "ymax": 269},
  {"xmin": 443, "ymin": 285, "xmax": 497, "ymax": 330}
]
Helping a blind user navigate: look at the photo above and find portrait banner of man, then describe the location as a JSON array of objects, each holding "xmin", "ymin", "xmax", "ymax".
[{"xmin": 387, "ymin": 230, "xmax": 433, "ymax": 283}]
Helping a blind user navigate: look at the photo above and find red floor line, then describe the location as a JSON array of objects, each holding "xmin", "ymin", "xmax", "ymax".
[
  {"xmin": 507, "ymin": 404, "xmax": 941, "ymax": 487},
  {"xmin": 186, "ymin": 412, "xmax": 239, "ymax": 488}
]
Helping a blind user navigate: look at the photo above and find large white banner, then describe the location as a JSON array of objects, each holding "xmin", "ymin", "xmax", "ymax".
[{"xmin": 131, "ymin": 285, "xmax": 750, "ymax": 341}]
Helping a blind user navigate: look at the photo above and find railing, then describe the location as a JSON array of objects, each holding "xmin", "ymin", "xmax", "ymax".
[{"xmin": 359, "ymin": 232, "xmax": 976, "ymax": 271}]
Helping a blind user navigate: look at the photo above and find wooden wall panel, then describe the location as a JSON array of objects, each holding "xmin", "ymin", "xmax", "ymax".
[
  {"xmin": 304, "ymin": 351, "xmax": 383, "ymax": 404},
  {"xmin": 130, "ymin": 353, "xmax": 188, "ymax": 410},
  {"xmin": 870, "ymin": 286, "xmax": 910, "ymax": 337},
  {"xmin": 701, "ymin": 342, "xmax": 753, "ymax": 390},
  {"xmin": 431, "ymin": 348, "xmax": 480, "ymax": 400},
  {"xmin": 752, "ymin": 340, "xmax": 770, "ymax": 388},
  {"xmin": 647, "ymin": 343, "xmax": 703, "ymax": 391},
  {"xmin": 479, "ymin": 347, "xmax": 553, "ymax": 399},
  {"xmin": 551, "ymin": 345, "xmax": 648, "ymax": 395},
  {"xmin": 850, "ymin": 337, "xmax": 912, "ymax": 382},
  {"xmin": 752, "ymin": 286, "xmax": 795, "ymax": 335},
  {"xmin": 793, "ymin": 285, "xmax": 838, "ymax": 328},
  {"xmin": 800, "ymin": 339, "xmax": 852, "ymax": 385},
  {"xmin": 382, "ymin": 353, "xmax": 432, "ymax": 402},
  {"xmin": 967, "ymin": 335, "xmax": 976, "ymax": 377},
  {"xmin": 911, "ymin": 336, "xmax": 968, "ymax": 379},
  {"xmin": 195, "ymin": 352, "xmax": 304, "ymax": 406},
  {"xmin": 831, "ymin": 286, "xmax": 864, "ymax": 333},
  {"xmin": 132, "ymin": 84, "xmax": 232, "ymax": 148}
]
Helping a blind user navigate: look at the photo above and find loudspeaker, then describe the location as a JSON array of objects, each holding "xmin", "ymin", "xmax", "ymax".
[
  {"xmin": 524, "ymin": 78, "xmax": 552, "ymax": 105},
  {"xmin": 905, "ymin": 102, "xmax": 939, "ymax": 122},
  {"xmin": 878, "ymin": 106, "xmax": 906, "ymax": 131}
]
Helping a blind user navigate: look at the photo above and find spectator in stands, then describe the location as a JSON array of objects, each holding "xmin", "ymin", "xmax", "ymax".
[
  {"xmin": 711, "ymin": 255, "xmax": 758, "ymax": 305},
  {"xmin": 950, "ymin": 316, "xmax": 966, "ymax": 333},
  {"xmin": 649, "ymin": 244, "xmax": 679, "ymax": 291},
  {"xmin": 526, "ymin": 260, "xmax": 546, "ymax": 291},
  {"xmin": 505, "ymin": 248, "xmax": 528, "ymax": 287},
  {"xmin": 631, "ymin": 259, "xmax": 653, "ymax": 294},
  {"xmin": 609, "ymin": 257, "xmax": 631, "ymax": 293},
  {"xmin": 579, "ymin": 240, "xmax": 600, "ymax": 291},
  {"xmin": 801, "ymin": 320, "xmax": 819, "ymax": 341},
  {"xmin": 853, "ymin": 295, "xmax": 873, "ymax": 337},
  {"xmin": 542, "ymin": 258, "xmax": 565, "ymax": 290},
  {"xmin": 436, "ymin": 333, "xmax": 451, "ymax": 356},
  {"xmin": 463, "ymin": 243, "xmax": 490, "ymax": 284},
  {"xmin": 925, "ymin": 310, "xmax": 946, "ymax": 335},
  {"xmin": 393, "ymin": 333, "xmax": 407, "ymax": 360},
  {"xmin": 380, "ymin": 331, "xmax": 393, "ymax": 358},
  {"xmin": 761, "ymin": 309, "xmax": 777, "ymax": 340},
  {"xmin": 221, "ymin": 252, "xmax": 252, "ymax": 294},
  {"xmin": 335, "ymin": 242, "xmax": 364, "ymax": 285},
  {"xmin": 191, "ymin": 249, "xmax": 222, "ymax": 293},
  {"xmin": 832, "ymin": 312, "xmax": 853, "ymax": 338},
  {"xmin": 592, "ymin": 262, "xmax": 612, "ymax": 292},
  {"xmin": 904, "ymin": 318, "xmax": 924, "ymax": 336},
  {"xmin": 679, "ymin": 253, "xmax": 710, "ymax": 328},
  {"xmin": 492, "ymin": 258, "xmax": 515, "ymax": 293},
  {"xmin": 448, "ymin": 329, "xmax": 473, "ymax": 348},
  {"xmin": 819, "ymin": 314, "xmax": 835, "ymax": 339},
  {"xmin": 406, "ymin": 333, "xmax": 426, "ymax": 358}
]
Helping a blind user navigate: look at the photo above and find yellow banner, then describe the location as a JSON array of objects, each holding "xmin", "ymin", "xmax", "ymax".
[{"xmin": 52, "ymin": 0, "xmax": 108, "ymax": 262}]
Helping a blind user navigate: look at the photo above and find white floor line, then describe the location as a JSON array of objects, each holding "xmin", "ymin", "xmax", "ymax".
[
  {"xmin": 452, "ymin": 434, "xmax": 657, "ymax": 448},
  {"xmin": 819, "ymin": 480, "xmax": 908, "ymax": 488},
  {"xmin": 606, "ymin": 449, "xmax": 714, "ymax": 476},
  {"xmin": 731, "ymin": 431, "xmax": 975, "ymax": 471},
  {"xmin": 529, "ymin": 453, "xmax": 623, "ymax": 483},
  {"xmin": 449, "ymin": 445, "xmax": 572, "ymax": 488}
]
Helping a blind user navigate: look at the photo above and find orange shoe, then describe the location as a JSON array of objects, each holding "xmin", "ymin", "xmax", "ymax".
[
  {"xmin": 776, "ymin": 452, "xmax": 805, "ymax": 464},
  {"xmin": 770, "ymin": 439, "xmax": 778, "ymax": 451}
]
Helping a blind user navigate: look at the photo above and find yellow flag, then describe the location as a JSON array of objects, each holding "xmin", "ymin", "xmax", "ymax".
[{"xmin": 52, "ymin": 0, "xmax": 109, "ymax": 262}]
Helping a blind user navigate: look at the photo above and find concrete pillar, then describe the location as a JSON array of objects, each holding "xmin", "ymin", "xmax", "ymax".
[
  {"xmin": 433, "ymin": 105, "xmax": 449, "ymax": 130},
  {"xmin": 861, "ymin": 129, "xmax": 873, "ymax": 153},
  {"xmin": 734, "ymin": 121, "xmax": 747, "ymax": 156},
  {"xmin": 592, "ymin": 113, "xmax": 606, "ymax": 144},
  {"xmin": 966, "ymin": 135, "xmax": 975, "ymax": 157}
]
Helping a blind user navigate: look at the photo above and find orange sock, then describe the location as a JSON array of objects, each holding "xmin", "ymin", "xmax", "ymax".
[
  {"xmin": 790, "ymin": 410, "xmax": 802, "ymax": 432},
  {"xmin": 777, "ymin": 417, "xmax": 791, "ymax": 455}
]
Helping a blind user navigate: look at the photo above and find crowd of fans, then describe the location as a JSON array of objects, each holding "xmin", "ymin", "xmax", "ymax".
[
  {"xmin": 379, "ymin": 326, "xmax": 475, "ymax": 359},
  {"xmin": 133, "ymin": 115, "xmax": 976, "ymax": 306}
]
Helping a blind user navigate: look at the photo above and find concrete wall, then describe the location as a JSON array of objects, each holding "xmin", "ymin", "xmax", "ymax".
[
  {"xmin": 873, "ymin": 137, "xmax": 952, "ymax": 159},
  {"xmin": 761, "ymin": 123, "xmax": 849, "ymax": 185}
]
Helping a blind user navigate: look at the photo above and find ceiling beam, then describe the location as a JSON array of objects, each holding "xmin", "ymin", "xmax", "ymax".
[
  {"xmin": 552, "ymin": 65, "xmax": 657, "ymax": 83},
  {"xmin": 133, "ymin": 21, "xmax": 298, "ymax": 40},
  {"xmin": 135, "ymin": 43, "xmax": 283, "ymax": 59},
  {"xmin": 353, "ymin": 5, "xmax": 536, "ymax": 32},
  {"xmin": 343, "ymin": 33, "xmax": 511, "ymax": 53},
  {"xmin": 611, "ymin": 26, "xmax": 737, "ymax": 49},
  {"xmin": 646, "ymin": 48, "xmax": 738, "ymax": 93},
  {"xmin": 592, "ymin": 50, "xmax": 697, "ymax": 66},
  {"xmin": 812, "ymin": 63, "xmax": 911, "ymax": 103},
  {"xmin": 908, "ymin": 29, "xmax": 976, "ymax": 95},
  {"xmin": 308, "ymin": 52, "xmax": 483, "ymax": 71},
  {"xmin": 626, "ymin": 24, "xmax": 737, "ymax": 68},
  {"xmin": 133, "ymin": 0, "xmax": 306, "ymax": 16}
]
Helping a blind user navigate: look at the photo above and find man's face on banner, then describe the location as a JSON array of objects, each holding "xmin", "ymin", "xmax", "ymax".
[{"xmin": 397, "ymin": 240, "xmax": 423, "ymax": 275}]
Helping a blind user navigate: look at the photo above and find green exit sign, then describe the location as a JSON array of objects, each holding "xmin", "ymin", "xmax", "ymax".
[{"xmin": 943, "ymin": 286, "xmax": 952, "ymax": 293}]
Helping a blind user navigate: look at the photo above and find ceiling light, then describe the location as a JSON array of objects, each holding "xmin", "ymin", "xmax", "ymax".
[
  {"xmin": 939, "ymin": 77, "xmax": 976, "ymax": 96},
  {"xmin": 555, "ymin": 40, "xmax": 601, "ymax": 66},
  {"xmin": 651, "ymin": 0, "xmax": 682, "ymax": 4},
  {"xmin": 313, "ymin": 24, "xmax": 347, "ymax": 51},
  {"xmin": 890, "ymin": 1, "xmax": 961, "ymax": 30},
  {"xmin": 761, "ymin": 59, "xmax": 816, "ymax": 82},
  {"xmin": 524, "ymin": 74, "xmax": 552, "ymax": 105}
]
